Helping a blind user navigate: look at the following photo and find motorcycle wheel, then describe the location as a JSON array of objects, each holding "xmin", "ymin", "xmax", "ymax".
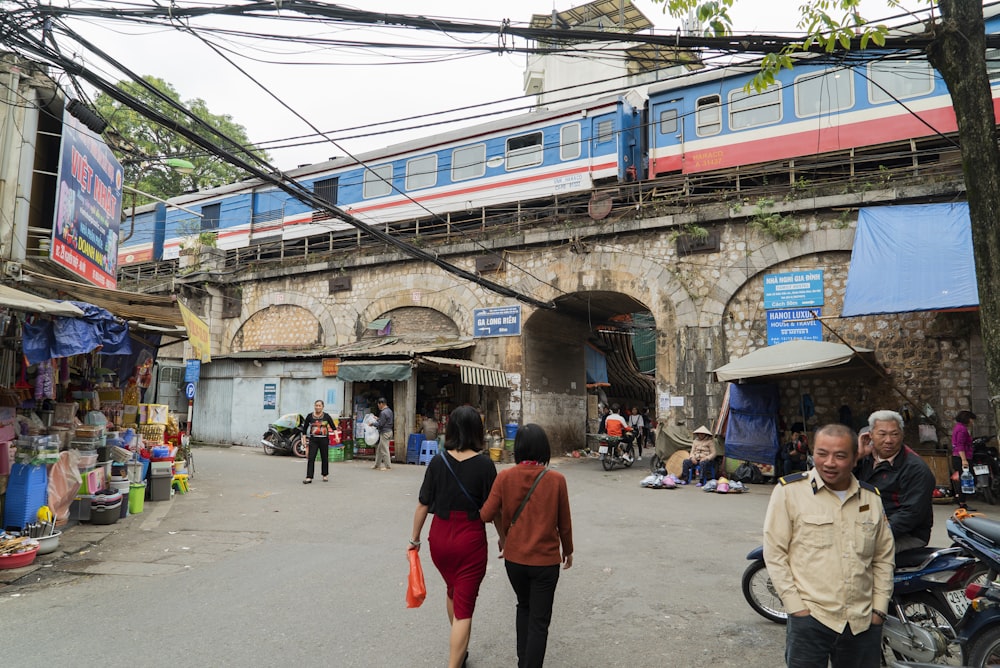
[
  {"xmin": 968, "ymin": 624, "xmax": 1000, "ymax": 667},
  {"xmin": 741, "ymin": 559, "xmax": 787, "ymax": 624},
  {"xmin": 602, "ymin": 452, "xmax": 615, "ymax": 471},
  {"xmin": 886, "ymin": 593, "xmax": 964, "ymax": 666},
  {"xmin": 262, "ymin": 431, "xmax": 278, "ymax": 456},
  {"xmin": 989, "ymin": 475, "xmax": 1000, "ymax": 506},
  {"xmin": 293, "ymin": 436, "xmax": 308, "ymax": 458}
]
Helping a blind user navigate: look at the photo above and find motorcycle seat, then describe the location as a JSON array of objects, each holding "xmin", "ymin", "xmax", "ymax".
[
  {"xmin": 895, "ymin": 547, "xmax": 940, "ymax": 569},
  {"xmin": 962, "ymin": 516, "xmax": 1000, "ymax": 547}
]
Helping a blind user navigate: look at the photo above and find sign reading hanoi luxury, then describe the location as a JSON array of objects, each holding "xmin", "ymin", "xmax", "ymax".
[
  {"xmin": 51, "ymin": 110, "xmax": 124, "ymax": 289},
  {"xmin": 766, "ymin": 308, "xmax": 823, "ymax": 345},
  {"xmin": 763, "ymin": 270, "xmax": 824, "ymax": 309},
  {"xmin": 473, "ymin": 306, "xmax": 521, "ymax": 338}
]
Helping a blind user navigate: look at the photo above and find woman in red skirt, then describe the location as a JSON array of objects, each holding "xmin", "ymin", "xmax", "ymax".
[{"xmin": 409, "ymin": 406, "xmax": 499, "ymax": 668}]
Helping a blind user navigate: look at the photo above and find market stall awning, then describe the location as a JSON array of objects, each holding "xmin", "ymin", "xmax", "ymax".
[
  {"xmin": 335, "ymin": 360, "xmax": 413, "ymax": 382},
  {"xmin": 842, "ymin": 204, "xmax": 979, "ymax": 316},
  {"xmin": 420, "ymin": 355, "xmax": 509, "ymax": 389},
  {"xmin": 0, "ymin": 284, "xmax": 84, "ymax": 317},
  {"xmin": 22, "ymin": 270, "xmax": 185, "ymax": 327},
  {"xmin": 713, "ymin": 340, "xmax": 877, "ymax": 382}
]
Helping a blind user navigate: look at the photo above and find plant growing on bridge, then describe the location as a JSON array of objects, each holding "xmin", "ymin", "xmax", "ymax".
[{"xmin": 748, "ymin": 198, "xmax": 802, "ymax": 241}]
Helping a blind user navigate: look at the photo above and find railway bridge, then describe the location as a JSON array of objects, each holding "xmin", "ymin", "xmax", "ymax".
[{"xmin": 117, "ymin": 155, "xmax": 989, "ymax": 452}]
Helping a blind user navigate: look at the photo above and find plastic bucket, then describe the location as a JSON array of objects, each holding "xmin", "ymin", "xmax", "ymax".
[
  {"xmin": 489, "ymin": 447, "xmax": 502, "ymax": 462},
  {"xmin": 129, "ymin": 483, "xmax": 146, "ymax": 515},
  {"xmin": 504, "ymin": 423, "xmax": 519, "ymax": 440},
  {"xmin": 110, "ymin": 479, "xmax": 131, "ymax": 518}
]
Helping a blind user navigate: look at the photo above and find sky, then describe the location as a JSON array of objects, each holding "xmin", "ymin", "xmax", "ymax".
[{"xmin": 42, "ymin": 0, "xmax": 934, "ymax": 171}]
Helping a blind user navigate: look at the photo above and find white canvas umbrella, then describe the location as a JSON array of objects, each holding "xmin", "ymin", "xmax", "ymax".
[{"xmin": 713, "ymin": 340, "xmax": 875, "ymax": 383}]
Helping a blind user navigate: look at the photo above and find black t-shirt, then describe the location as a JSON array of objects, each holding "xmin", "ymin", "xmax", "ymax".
[
  {"xmin": 304, "ymin": 412, "xmax": 335, "ymax": 441},
  {"xmin": 418, "ymin": 450, "xmax": 498, "ymax": 520}
]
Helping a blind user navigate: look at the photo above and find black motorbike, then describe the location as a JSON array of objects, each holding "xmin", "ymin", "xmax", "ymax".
[
  {"xmin": 969, "ymin": 435, "xmax": 1000, "ymax": 505},
  {"xmin": 947, "ymin": 510, "xmax": 1000, "ymax": 665},
  {"xmin": 261, "ymin": 413, "xmax": 308, "ymax": 457},
  {"xmin": 599, "ymin": 428, "xmax": 637, "ymax": 471}
]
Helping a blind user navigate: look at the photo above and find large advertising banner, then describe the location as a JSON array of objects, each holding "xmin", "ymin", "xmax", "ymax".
[{"xmin": 51, "ymin": 110, "xmax": 124, "ymax": 289}]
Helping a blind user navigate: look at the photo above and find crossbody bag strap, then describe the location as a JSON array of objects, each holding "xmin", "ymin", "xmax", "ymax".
[
  {"xmin": 510, "ymin": 468, "xmax": 548, "ymax": 528},
  {"xmin": 439, "ymin": 452, "xmax": 479, "ymax": 507}
]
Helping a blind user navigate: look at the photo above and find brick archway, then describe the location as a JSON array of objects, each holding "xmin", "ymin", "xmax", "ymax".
[
  {"xmin": 224, "ymin": 292, "xmax": 338, "ymax": 354},
  {"xmin": 357, "ymin": 274, "xmax": 482, "ymax": 335}
]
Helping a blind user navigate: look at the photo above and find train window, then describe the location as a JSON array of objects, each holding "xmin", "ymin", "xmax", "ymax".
[
  {"xmin": 313, "ymin": 177, "xmax": 338, "ymax": 207},
  {"xmin": 987, "ymin": 49, "xmax": 1000, "ymax": 81},
  {"xmin": 696, "ymin": 95, "xmax": 721, "ymax": 136},
  {"xmin": 867, "ymin": 60, "xmax": 934, "ymax": 104},
  {"xmin": 596, "ymin": 120, "xmax": 615, "ymax": 143},
  {"xmin": 659, "ymin": 109, "xmax": 678, "ymax": 134},
  {"xmin": 201, "ymin": 203, "xmax": 220, "ymax": 232},
  {"xmin": 452, "ymin": 144, "xmax": 486, "ymax": 181},
  {"xmin": 406, "ymin": 155, "xmax": 437, "ymax": 190},
  {"xmin": 362, "ymin": 164, "xmax": 393, "ymax": 199},
  {"xmin": 794, "ymin": 69, "xmax": 854, "ymax": 118},
  {"xmin": 506, "ymin": 132, "xmax": 543, "ymax": 170},
  {"xmin": 560, "ymin": 123, "xmax": 581, "ymax": 160},
  {"xmin": 728, "ymin": 85, "xmax": 781, "ymax": 130}
]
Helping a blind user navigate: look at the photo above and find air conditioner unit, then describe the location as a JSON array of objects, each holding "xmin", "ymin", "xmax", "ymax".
[
  {"xmin": 3, "ymin": 262, "xmax": 22, "ymax": 280},
  {"xmin": 524, "ymin": 70, "xmax": 544, "ymax": 95}
]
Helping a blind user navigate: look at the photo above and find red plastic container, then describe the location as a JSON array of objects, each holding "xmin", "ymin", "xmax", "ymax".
[{"xmin": 0, "ymin": 546, "xmax": 39, "ymax": 569}]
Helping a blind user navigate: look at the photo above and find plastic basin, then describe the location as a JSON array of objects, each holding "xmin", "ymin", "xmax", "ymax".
[
  {"xmin": 35, "ymin": 531, "xmax": 62, "ymax": 555},
  {"xmin": 0, "ymin": 546, "xmax": 39, "ymax": 569}
]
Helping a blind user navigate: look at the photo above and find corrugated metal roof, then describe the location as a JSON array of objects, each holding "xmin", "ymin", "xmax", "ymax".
[{"xmin": 420, "ymin": 355, "xmax": 509, "ymax": 389}]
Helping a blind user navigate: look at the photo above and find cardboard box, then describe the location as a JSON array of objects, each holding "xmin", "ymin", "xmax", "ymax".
[{"xmin": 139, "ymin": 404, "xmax": 169, "ymax": 425}]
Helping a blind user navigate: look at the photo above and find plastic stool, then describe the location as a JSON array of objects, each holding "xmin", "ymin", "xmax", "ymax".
[
  {"xmin": 172, "ymin": 474, "xmax": 189, "ymax": 494},
  {"xmin": 418, "ymin": 440, "xmax": 438, "ymax": 466}
]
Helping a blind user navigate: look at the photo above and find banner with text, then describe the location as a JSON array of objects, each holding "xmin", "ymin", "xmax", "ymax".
[
  {"xmin": 473, "ymin": 305, "xmax": 522, "ymax": 338},
  {"xmin": 51, "ymin": 110, "xmax": 123, "ymax": 289},
  {"xmin": 763, "ymin": 270, "xmax": 824, "ymax": 310},
  {"xmin": 178, "ymin": 301, "xmax": 212, "ymax": 362},
  {"xmin": 766, "ymin": 308, "xmax": 823, "ymax": 345}
]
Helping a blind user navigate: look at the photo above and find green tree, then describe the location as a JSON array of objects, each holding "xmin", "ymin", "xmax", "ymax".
[
  {"xmin": 94, "ymin": 75, "xmax": 268, "ymax": 204},
  {"xmin": 659, "ymin": 0, "xmax": 1000, "ymax": 429}
]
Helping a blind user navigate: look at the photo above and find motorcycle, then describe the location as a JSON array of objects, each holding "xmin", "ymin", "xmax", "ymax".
[
  {"xmin": 742, "ymin": 544, "xmax": 980, "ymax": 664},
  {"xmin": 969, "ymin": 435, "xmax": 1000, "ymax": 505},
  {"xmin": 599, "ymin": 428, "xmax": 637, "ymax": 471},
  {"xmin": 261, "ymin": 413, "xmax": 308, "ymax": 457},
  {"xmin": 946, "ymin": 510, "xmax": 1000, "ymax": 665}
]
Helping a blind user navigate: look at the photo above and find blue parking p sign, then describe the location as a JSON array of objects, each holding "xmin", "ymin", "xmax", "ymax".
[{"xmin": 185, "ymin": 383, "xmax": 196, "ymax": 400}]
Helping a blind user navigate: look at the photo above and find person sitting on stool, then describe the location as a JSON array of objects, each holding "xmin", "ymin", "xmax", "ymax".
[{"xmin": 681, "ymin": 426, "xmax": 717, "ymax": 486}]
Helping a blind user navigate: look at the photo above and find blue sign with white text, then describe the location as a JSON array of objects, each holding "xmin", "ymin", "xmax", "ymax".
[
  {"xmin": 473, "ymin": 306, "xmax": 522, "ymax": 338},
  {"xmin": 184, "ymin": 359, "xmax": 201, "ymax": 383},
  {"xmin": 763, "ymin": 270, "xmax": 825, "ymax": 309},
  {"xmin": 766, "ymin": 308, "xmax": 823, "ymax": 345}
]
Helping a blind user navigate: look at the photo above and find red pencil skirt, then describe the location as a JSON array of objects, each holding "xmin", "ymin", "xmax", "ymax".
[{"xmin": 428, "ymin": 512, "xmax": 488, "ymax": 620}]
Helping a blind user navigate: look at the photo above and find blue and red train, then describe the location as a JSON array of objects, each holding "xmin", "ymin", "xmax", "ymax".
[{"xmin": 118, "ymin": 11, "xmax": 1000, "ymax": 267}]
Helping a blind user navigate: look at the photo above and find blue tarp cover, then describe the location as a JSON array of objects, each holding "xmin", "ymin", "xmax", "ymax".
[
  {"xmin": 22, "ymin": 301, "xmax": 130, "ymax": 364},
  {"xmin": 724, "ymin": 383, "xmax": 780, "ymax": 465},
  {"xmin": 585, "ymin": 343, "xmax": 609, "ymax": 385},
  {"xmin": 842, "ymin": 203, "xmax": 979, "ymax": 317}
]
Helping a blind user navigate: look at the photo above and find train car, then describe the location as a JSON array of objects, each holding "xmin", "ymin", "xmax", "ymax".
[
  {"xmin": 646, "ymin": 12, "xmax": 1000, "ymax": 179},
  {"xmin": 118, "ymin": 93, "xmax": 643, "ymax": 266}
]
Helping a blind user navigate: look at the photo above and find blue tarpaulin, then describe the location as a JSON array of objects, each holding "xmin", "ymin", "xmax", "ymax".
[
  {"xmin": 585, "ymin": 343, "xmax": 609, "ymax": 385},
  {"xmin": 724, "ymin": 383, "xmax": 780, "ymax": 466},
  {"xmin": 842, "ymin": 203, "xmax": 979, "ymax": 317},
  {"xmin": 22, "ymin": 301, "xmax": 130, "ymax": 364}
]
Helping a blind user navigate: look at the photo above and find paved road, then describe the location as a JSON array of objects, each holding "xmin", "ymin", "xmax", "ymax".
[{"xmin": 0, "ymin": 447, "xmax": 981, "ymax": 667}]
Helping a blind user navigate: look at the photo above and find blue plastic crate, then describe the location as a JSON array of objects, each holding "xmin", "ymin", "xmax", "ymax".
[
  {"xmin": 406, "ymin": 434, "xmax": 422, "ymax": 465},
  {"xmin": 4, "ymin": 464, "xmax": 48, "ymax": 531}
]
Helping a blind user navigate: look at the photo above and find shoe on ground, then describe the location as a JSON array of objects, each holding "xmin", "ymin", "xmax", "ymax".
[
  {"xmin": 379, "ymin": 467, "xmax": 388, "ymax": 471},
  {"xmin": 322, "ymin": 476, "xmax": 329, "ymax": 482},
  {"xmin": 678, "ymin": 480, "xmax": 687, "ymax": 485},
  {"xmin": 695, "ymin": 482, "xmax": 703, "ymax": 487},
  {"xmin": 637, "ymin": 456, "xmax": 642, "ymax": 462},
  {"xmin": 372, "ymin": 465, "xmax": 379, "ymax": 470},
  {"xmin": 303, "ymin": 479, "xmax": 312, "ymax": 484}
]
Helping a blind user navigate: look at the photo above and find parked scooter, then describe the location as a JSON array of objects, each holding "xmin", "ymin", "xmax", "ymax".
[
  {"xmin": 261, "ymin": 413, "xmax": 308, "ymax": 457},
  {"xmin": 947, "ymin": 509, "xmax": 1000, "ymax": 665},
  {"xmin": 599, "ymin": 428, "xmax": 637, "ymax": 471},
  {"xmin": 742, "ymin": 544, "xmax": 980, "ymax": 664},
  {"xmin": 969, "ymin": 435, "xmax": 1000, "ymax": 505}
]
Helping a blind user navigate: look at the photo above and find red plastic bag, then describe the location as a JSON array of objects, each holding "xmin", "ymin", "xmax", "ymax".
[{"xmin": 406, "ymin": 549, "xmax": 426, "ymax": 608}]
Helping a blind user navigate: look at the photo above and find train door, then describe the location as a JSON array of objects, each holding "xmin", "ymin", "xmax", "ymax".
[
  {"xmin": 649, "ymin": 99, "xmax": 685, "ymax": 178},
  {"xmin": 589, "ymin": 112, "xmax": 620, "ymax": 183}
]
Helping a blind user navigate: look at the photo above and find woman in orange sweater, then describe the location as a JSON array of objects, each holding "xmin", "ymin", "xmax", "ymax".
[{"xmin": 481, "ymin": 423, "xmax": 573, "ymax": 668}]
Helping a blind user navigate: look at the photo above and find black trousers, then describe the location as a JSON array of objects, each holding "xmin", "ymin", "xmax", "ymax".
[
  {"xmin": 505, "ymin": 561, "xmax": 560, "ymax": 668},
  {"xmin": 785, "ymin": 614, "xmax": 882, "ymax": 668},
  {"xmin": 306, "ymin": 438, "xmax": 329, "ymax": 478}
]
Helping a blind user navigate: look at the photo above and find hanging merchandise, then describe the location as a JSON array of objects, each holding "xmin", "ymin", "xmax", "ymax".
[{"xmin": 34, "ymin": 360, "xmax": 54, "ymax": 400}]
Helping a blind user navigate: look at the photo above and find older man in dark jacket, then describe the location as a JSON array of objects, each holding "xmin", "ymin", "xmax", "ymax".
[{"xmin": 856, "ymin": 410, "xmax": 936, "ymax": 552}]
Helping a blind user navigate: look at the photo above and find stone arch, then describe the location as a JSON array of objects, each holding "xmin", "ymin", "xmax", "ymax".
[
  {"xmin": 708, "ymin": 227, "xmax": 855, "ymax": 322},
  {"xmin": 224, "ymin": 291, "xmax": 338, "ymax": 354},
  {"xmin": 357, "ymin": 273, "xmax": 484, "ymax": 337}
]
